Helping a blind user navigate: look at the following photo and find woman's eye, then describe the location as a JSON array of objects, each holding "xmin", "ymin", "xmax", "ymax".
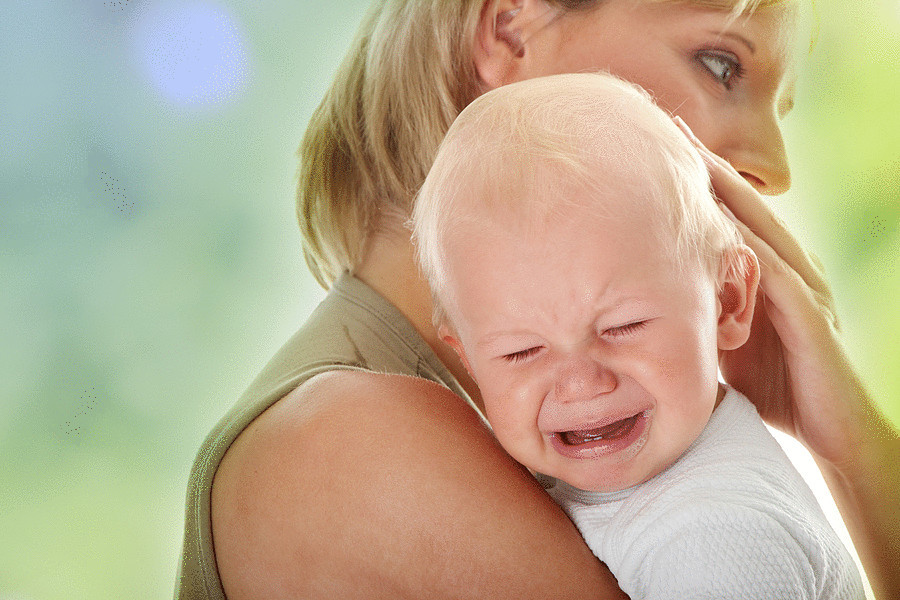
[
  {"xmin": 502, "ymin": 346, "xmax": 542, "ymax": 363},
  {"xmin": 697, "ymin": 50, "xmax": 745, "ymax": 90},
  {"xmin": 604, "ymin": 321, "xmax": 647, "ymax": 338}
]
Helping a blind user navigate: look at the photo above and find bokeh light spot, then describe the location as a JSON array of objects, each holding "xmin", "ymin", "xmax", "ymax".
[{"xmin": 134, "ymin": 1, "xmax": 249, "ymax": 106}]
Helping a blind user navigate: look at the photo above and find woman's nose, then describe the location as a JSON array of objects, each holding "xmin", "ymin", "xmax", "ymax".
[
  {"xmin": 553, "ymin": 354, "xmax": 617, "ymax": 404},
  {"xmin": 724, "ymin": 110, "xmax": 791, "ymax": 196}
]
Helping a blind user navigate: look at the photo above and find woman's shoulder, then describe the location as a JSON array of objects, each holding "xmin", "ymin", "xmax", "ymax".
[
  {"xmin": 220, "ymin": 370, "xmax": 489, "ymax": 473},
  {"xmin": 223, "ymin": 369, "xmax": 487, "ymax": 458},
  {"xmin": 211, "ymin": 370, "xmax": 625, "ymax": 599},
  {"xmin": 212, "ymin": 369, "xmax": 481, "ymax": 503}
]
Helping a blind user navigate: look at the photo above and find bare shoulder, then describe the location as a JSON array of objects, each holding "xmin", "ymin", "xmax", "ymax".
[{"xmin": 212, "ymin": 370, "xmax": 625, "ymax": 600}]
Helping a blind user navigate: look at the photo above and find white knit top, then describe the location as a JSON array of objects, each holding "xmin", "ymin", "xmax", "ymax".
[{"xmin": 547, "ymin": 387, "xmax": 864, "ymax": 600}]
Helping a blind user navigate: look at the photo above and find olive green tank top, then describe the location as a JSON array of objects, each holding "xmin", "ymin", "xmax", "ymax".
[{"xmin": 175, "ymin": 272, "xmax": 475, "ymax": 599}]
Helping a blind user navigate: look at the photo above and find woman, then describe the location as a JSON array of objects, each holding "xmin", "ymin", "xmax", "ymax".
[{"xmin": 177, "ymin": 1, "xmax": 899, "ymax": 598}]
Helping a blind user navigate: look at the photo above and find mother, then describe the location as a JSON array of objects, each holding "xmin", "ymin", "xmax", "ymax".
[{"xmin": 177, "ymin": 0, "xmax": 899, "ymax": 598}]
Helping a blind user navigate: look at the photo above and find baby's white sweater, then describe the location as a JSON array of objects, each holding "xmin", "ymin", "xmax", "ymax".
[{"xmin": 547, "ymin": 387, "xmax": 864, "ymax": 599}]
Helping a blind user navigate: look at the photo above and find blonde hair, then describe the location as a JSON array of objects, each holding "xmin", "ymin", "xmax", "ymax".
[
  {"xmin": 412, "ymin": 73, "xmax": 743, "ymax": 322},
  {"xmin": 297, "ymin": 0, "xmax": 786, "ymax": 288}
]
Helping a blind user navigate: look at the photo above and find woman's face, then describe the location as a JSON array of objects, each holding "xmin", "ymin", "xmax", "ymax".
[{"xmin": 505, "ymin": 0, "xmax": 798, "ymax": 194}]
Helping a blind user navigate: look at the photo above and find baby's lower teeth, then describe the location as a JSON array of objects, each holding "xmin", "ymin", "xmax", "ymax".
[
  {"xmin": 564, "ymin": 429, "xmax": 606, "ymax": 445},
  {"xmin": 563, "ymin": 415, "xmax": 637, "ymax": 445}
]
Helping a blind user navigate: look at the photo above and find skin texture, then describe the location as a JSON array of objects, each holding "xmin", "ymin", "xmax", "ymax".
[
  {"xmin": 212, "ymin": 0, "xmax": 900, "ymax": 597},
  {"xmin": 439, "ymin": 174, "xmax": 757, "ymax": 493},
  {"xmin": 481, "ymin": 1, "xmax": 900, "ymax": 595},
  {"xmin": 477, "ymin": 0, "xmax": 796, "ymax": 195},
  {"xmin": 679, "ymin": 121, "xmax": 900, "ymax": 600},
  {"xmin": 213, "ymin": 372, "xmax": 627, "ymax": 599}
]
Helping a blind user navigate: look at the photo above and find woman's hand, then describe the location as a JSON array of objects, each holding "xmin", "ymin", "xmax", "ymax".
[
  {"xmin": 674, "ymin": 116, "xmax": 868, "ymax": 464},
  {"xmin": 675, "ymin": 116, "xmax": 900, "ymax": 600}
]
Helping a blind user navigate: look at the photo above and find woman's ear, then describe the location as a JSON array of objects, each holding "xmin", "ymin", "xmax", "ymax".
[
  {"xmin": 717, "ymin": 245, "xmax": 760, "ymax": 351},
  {"xmin": 439, "ymin": 323, "xmax": 475, "ymax": 377},
  {"xmin": 473, "ymin": 0, "xmax": 557, "ymax": 89}
]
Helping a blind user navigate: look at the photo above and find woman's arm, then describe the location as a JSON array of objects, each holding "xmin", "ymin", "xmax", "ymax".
[
  {"xmin": 676, "ymin": 117, "xmax": 900, "ymax": 600},
  {"xmin": 211, "ymin": 370, "xmax": 628, "ymax": 599}
]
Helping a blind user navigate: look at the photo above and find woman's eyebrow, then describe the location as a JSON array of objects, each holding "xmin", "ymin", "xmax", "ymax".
[{"xmin": 712, "ymin": 30, "xmax": 757, "ymax": 54}]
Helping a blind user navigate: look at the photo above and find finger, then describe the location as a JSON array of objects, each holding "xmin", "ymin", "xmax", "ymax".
[
  {"xmin": 808, "ymin": 250, "xmax": 837, "ymax": 311},
  {"xmin": 707, "ymin": 156, "xmax": 832, "ymax": 298},
  {"xmin": 672, "ymin": 116, "xmax": 831, "ymax": 298},
  {"xmin": 719, "ymin": 202, "xmax": 838, "ymax": 333}
]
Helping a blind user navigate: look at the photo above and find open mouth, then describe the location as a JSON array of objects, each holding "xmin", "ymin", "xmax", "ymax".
[
  {"xmin": 559, "ymin": 412, "xmax": 643, "ymax": 446},
  {"xmin": 550, "ymin": 410, "xmax": 650, "ymax": 459}
]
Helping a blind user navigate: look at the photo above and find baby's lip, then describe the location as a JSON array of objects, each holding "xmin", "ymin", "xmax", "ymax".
[
  {"xmin": 548, "ymin": 409, "xmax": 652, "ymax": 460},
  {"xmin": 540, "ymin": 403, "xmax": 652, "ymax": 437},
  {"xmin": 558, "ymin": 412, "xmax": 644, "ymax": 445}
]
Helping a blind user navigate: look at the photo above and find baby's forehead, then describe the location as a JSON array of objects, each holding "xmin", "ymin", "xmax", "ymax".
[
  {"xmin": 441, "ymin": 183, "xmax": 709, "ymax": 308},
  {"xmin": 457, "ymin": 150, "xmax": 673, "ymax": 229}
]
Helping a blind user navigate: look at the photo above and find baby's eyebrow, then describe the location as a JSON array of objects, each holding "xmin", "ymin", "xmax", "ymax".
[{"xmin": 475, "ymin": 331, "xmax": 543, "ymax": 351}]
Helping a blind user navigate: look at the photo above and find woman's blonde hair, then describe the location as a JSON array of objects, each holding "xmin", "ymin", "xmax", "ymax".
[{"xmin": 296, "ymin": 0, "xmax": 785, "ymax": 288}]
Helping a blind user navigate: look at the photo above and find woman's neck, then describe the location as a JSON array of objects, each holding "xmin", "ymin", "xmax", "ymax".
[{"xmin": 353, "ymin": 232, "xmax": 484, "ymax": 412}]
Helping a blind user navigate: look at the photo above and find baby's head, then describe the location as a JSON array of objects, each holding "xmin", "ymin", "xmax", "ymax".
[{"xmin": 412, "ymin": 72, "xmax": 759, "ymax": 493}]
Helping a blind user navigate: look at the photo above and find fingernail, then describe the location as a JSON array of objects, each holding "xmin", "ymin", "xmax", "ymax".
[{"xmin": 673, "ymin": 116, "xmax": 699, "ymax": 143}]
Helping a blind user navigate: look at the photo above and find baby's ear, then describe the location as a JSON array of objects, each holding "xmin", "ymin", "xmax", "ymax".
[
  {"xmin": 716, "ymin": 245, "xmax": 760, "ymax": 351},
  {"xmin": 439, "ymin": 323, "xmax": 475, "ymax": 376}
]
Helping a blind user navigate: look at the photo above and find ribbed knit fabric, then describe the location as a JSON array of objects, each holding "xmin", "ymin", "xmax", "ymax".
[{"xmin": 547, "ymin": 387, "xmax": 864, "ymax": 600}]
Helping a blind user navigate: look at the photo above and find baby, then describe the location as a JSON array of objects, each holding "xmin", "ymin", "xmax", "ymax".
[{"xmin": 412, "ymin": 73, "xmax": 864, "ymax": 599}]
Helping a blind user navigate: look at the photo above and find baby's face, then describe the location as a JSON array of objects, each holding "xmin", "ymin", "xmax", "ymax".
[{"xmin": 441, "ymin": 180, "xmax": 724, "ymax": 493}]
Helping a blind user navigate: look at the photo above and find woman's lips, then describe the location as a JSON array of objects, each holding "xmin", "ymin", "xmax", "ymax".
[{"xmin": 549, "ymin": 410, "xmax": 651, "ymax": 460}]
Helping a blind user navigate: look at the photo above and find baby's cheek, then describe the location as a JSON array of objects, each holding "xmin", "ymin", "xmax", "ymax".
[
  {"xmin": 484, "ymin": 381, "xmax": 544, "ymax": 443},
  {"xmin": 484, "ymin": 404, "xmax": 542, "ymax": 470},
  {"xmin": 654, "ymin": 324, "xmax": 717, "ymax": 383},
  {"xmin": 615, "ymin": 342, "xmax": 678, "ymax": 385}
]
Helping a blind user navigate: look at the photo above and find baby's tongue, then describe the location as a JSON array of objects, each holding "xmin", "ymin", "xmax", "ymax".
[{"xmin": 561, "ymin": 414, "xmax": 638, "ymax": 445}]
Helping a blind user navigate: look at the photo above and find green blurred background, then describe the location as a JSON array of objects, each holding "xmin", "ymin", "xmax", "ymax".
[{"xmin": 0, "ymin": 1, "xmax": 896, "ymax": 598}]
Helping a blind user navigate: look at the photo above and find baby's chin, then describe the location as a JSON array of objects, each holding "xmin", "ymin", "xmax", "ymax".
[
  {"xmin": 553, "ymin": 456, "xmax": 673, "ymax": 494},
  {"xmin": 563, "ymin": 464, "xmax": 665, "ymax": 494},
  {"xmin": 538, "ymin": 409, "xmax": 658, "ymax": 491}
]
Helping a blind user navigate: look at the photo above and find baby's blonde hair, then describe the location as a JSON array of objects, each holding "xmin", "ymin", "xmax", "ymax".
[
  {"xmin": 297, "ymin": 0, "xmax": 786, "ymax": 288},
  {"xmin": 412, "ymin": 72, "xmax": 744, "ymax": 323}
]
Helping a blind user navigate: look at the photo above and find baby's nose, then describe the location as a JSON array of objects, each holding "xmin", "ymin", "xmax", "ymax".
[{"xmin": 553, "ymin": 355, "xmax": 617, "ymax": 404}]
